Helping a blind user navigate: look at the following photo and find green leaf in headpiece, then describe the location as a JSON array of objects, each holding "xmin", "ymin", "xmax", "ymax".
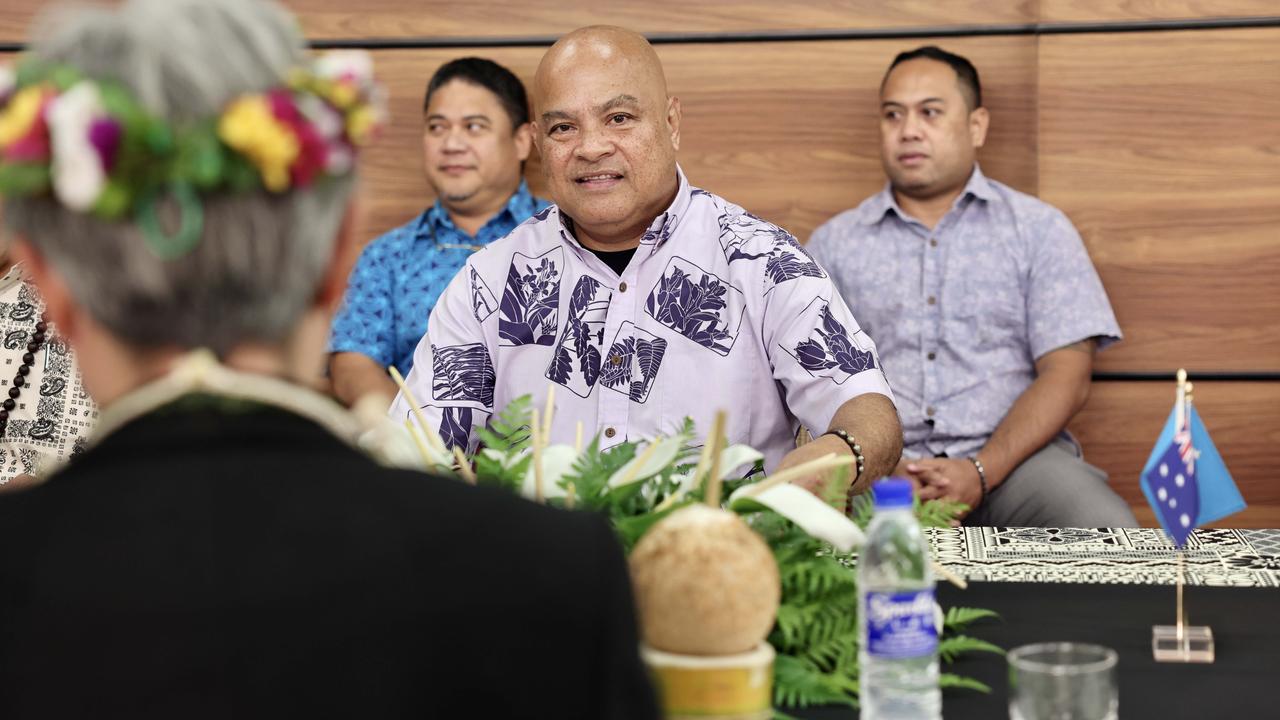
[
  {"xmin": 49, "ymin": 66, "xmax": 81, "ymax": 91},
  {"xmin": 92, "ymin": 180, "xmax": 131, "ymax": 219},
  {"xmin": 175, "ymin": 127, "xmax": 225, "ymax": 189},
  {"xmin": 223, "ymin": 155, "xmax": 261, "ymax": 193},
  {"xmin": 0, "ymin": 163, "xmax": 51, "ymax": 194},
  {"xmin": 143, "ymin": 122, "xmax": 174, "ymax": 155}
]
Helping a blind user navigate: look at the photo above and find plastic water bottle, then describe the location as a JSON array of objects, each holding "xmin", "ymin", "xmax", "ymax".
[{"xmin": 858, "ymin": 477, "xmax": 941, "ymax": 720}]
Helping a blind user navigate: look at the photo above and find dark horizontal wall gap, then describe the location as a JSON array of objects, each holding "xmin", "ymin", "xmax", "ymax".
[
  {"xmin": 3, "ymin": 15, "xmax": 1277, "ymax": 52},
  {"xmin": 1093, "ymin": 371, "xmax": 1280, "ymax": 382}
]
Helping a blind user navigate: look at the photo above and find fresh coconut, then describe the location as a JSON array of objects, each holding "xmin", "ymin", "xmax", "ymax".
[{"xmin": 629, "ymin": 504, "xmax": 781, "ymax": 656}]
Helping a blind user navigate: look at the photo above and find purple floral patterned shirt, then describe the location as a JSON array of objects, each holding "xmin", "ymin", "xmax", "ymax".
[
  {"xmin": 391, "ymin": 167, "xmax": 894, "ymax": 471},
  {"xmin": 807, "ymin": 166, "xmax": 1121, "ymax": 459}
]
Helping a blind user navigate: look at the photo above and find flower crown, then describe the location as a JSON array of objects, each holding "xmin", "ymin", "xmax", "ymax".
[{"xmin": 0, "ymin": 50, "xmax": 386, "ymax": 258}]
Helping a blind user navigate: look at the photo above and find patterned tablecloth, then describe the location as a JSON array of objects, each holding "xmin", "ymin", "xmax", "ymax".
[{"xmin": 924, "ymin": 527, "xmax": 1280, "ymax": 587}]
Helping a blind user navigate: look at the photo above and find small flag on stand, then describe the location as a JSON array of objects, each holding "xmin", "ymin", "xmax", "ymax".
[{"xmin": 1140, "ymin": 370, "xmax": 1246, "ymax": 547}]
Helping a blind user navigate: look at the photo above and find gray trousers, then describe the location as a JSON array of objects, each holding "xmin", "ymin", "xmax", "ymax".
[{"xmin": 963, "ymin": 436, "xmax": 1138, "ymax": 528}]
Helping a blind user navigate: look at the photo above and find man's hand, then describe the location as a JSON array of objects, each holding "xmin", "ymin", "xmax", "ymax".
[
  {"xmin": 776, "ymin": 433, "xmax": 855, "ymax": 501},
  {"xmin": 898, "ymin": 457, "xmax": 983, "ymax": 521}
]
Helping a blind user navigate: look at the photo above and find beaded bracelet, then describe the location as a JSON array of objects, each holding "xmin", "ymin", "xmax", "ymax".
[
  {"xmin": 968, "ymin": 455, "xmax": 989, "ymax": 507},
  {"xmin": 823, "ymin": 429, "xmax": 866, "ymax": 516}
]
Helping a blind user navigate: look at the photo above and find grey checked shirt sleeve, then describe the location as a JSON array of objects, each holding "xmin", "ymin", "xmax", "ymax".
[{"xmin": 1026, "ymin": 208, "xmax": 1122, "ymax": 359}]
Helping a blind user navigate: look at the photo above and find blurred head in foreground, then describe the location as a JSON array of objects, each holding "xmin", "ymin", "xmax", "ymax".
[{"xmin": 0, "ymin": 0, "xmax": 383, "ymax": 407}]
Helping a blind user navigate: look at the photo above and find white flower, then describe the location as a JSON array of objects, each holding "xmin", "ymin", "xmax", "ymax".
[
  {"xmin": 47, "ymin": 82, "xmax": 108, "ymax": 211},
  {"xmin": 296, "ymin": 93, "xmax": 353, "ymax": 175},
  {"xmin": 0, "ymin": 66, "xmax": 15, "ymax": 102},
  {"xmin": 315, "ymin": 50, "xmax": 374, "ymax": 85}
]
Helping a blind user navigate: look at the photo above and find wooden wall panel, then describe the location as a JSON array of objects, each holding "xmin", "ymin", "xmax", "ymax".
[
  {"xmin": 1071, "ymin": 382, "xmax": 1280, "ymax": 528},
  {"xmin": 0, "ymin": 1, "xmax": 1038, "ymax": 44},
  {"xmin": 1040, "ymin": 0, "xmax": 1279, "ymax": 23},
  {"xmin": 357, "ymin": 37, "xmax": 1037, "ymax": 248},
  {"xmin": 1038, "ymin": 28, "xmax": 1280, "ymax": 372}
]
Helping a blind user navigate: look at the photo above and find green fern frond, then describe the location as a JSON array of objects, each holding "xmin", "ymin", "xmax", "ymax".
[
  {"xmin": 939, "ymin": 672, "xmax": 992, "ymax": 693},
  {"xmin": 938, "ymin": 635, "xmax": 1005, "ymax": 663},
  {"xmin": 772, "ymin": 654, "xmax": 858, "ymax": 709},
  {"xmin": 474, "ymin": 395, "xmax": 532, "ymax": 453},
  {"xmin": 916, "ymin": 497, "xmax": 968, "ymax": 528},
  {"xmin": 944, "ymin": 606, "xmax": 1000, "ymax": 634}
]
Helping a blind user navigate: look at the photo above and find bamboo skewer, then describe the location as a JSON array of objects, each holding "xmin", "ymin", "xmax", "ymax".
[
  {"xmin": 704, "ymin": 411, "xmax": 727, "ymax": 508},
  {"xmin": 615, "ymin": 437, "xmax": 663, "ymax": 488},
  {"xmin": 739, "ymin": 453, "xmax": 857, "ymax": 498},
  {"xmin": 531, "ymin": 408, "xmax": 545, "ymax": 503},
  {"xmin": 932, "ymin": 560, "xmax": 967, "ymax": 590},
  {"xmin": 542, "ymin": 385, "xmax": 556, "ymax": 444},
  {"xmin": 388, "ymin": 366, "xmax": 446, "ymax": 456},
  {"xmin": 452, "ymin": 446, "xmax": 476, "ymax": 485},
  {"xmin": 574, "ymin": 421, "xmax": 584, "ymax": 453}
]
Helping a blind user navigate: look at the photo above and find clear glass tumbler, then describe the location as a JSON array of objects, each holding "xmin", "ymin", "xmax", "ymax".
[{"xmin": 1008, "ymin": 642, "xmax": 1118, "ymax": 720}]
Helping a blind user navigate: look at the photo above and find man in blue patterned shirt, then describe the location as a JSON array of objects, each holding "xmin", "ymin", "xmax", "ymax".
[
  {"xmin": 808, "ymin": 47, "xmax": 1136, "ymax": 527},
  {"xmin": 329, "ymin": 58, "xmax": 548, "ymax": 406}
]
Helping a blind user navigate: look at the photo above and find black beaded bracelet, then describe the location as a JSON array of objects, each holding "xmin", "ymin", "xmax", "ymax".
[{"xmin": 968, "ymin": 455, "xmax": 988, "ymax": 506}]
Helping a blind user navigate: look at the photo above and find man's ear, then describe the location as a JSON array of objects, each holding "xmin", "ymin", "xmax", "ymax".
[
  {"xmin": 316, "ymin": 196, "xmax": 361, "ymax": 312},
  {"xmin": 969, "ymin": 106, "xmax": 990, "ymax": 150},
  {"xmin": 513, "ymin": 121, "xmax": 534, "ymax": 163},
  {"xmin": 667, "ymin": 95, "xmax": 682, "ymax": 151},
  {"xmin": 10, "ymin": 238, "xmax": 74, "ymax": 337}
]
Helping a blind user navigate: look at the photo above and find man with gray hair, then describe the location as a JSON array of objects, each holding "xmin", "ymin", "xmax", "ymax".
[{"xmin": 0, "ymin": 2, "xmax": 657, "ymax": 718}]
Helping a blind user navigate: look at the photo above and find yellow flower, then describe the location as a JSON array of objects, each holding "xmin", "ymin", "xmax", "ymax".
[
  {"xmin": 346, "ymin": 105, "xmax": 376, "ymax": 146},
  {"xmin": 0, "ymin": 86, "xmax": 48, "ymax": 147},
  {"xmin": 217, "ymin": 96, "xmax": 298, "ymax": 192},
  {"xmin": 328, "ymin": 81, "xmax": 357, "ymax": 110}
]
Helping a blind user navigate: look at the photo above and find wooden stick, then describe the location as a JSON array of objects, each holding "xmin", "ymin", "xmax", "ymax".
[
  {"xmin": 565, "ymin": 481, "xmax": 576, "ymax": 510},
  {"xmin": 542, "ymin": 385, "xmax": 556, "ymax": 445},
  {"xmin": 704, "ymin": 410, "xmax": 727, "ymax": 508},
  {"xmin": 388, "ymin": 366, "xmax": 446, "ymax": 454},
  {"xmin": 452, "ymin": 446, "xmax": 476, "ymax": 485},
  {"xmin": 933, "ymin": 559, "xmax": 968, "ymax": 590},
  {"xmin": 401, "ymin": 419, "xmax": 439, "ymax": 469},
  {"xmin": 574, "ymin": 421, "xmax": 584, "ymax": 453},
  {"xmin": 1176, "ymin": 549, "xmax": 1186, "ymax": 640},
  {"xmin": 615, "ymin": 438, "xmax": 662, "ymax": 488},
  {"xmin": 740, "ymin": 453, "xmax": 857, "ymax": 498},
  {"xmin": 531, "ymin": 408, "xmax": 545, "ymax": 503}
]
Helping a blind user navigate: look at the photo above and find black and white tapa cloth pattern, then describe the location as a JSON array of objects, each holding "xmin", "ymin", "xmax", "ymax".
[
  {"xmin": 921, "ymin": 527, "xmax": 1280, "ymax": 588},
  {"xmin": 0, "ymin": 269, "xmax": 96, "ymax": 483}
]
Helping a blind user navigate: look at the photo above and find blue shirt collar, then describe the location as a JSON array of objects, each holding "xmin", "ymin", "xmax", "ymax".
[
  {"xmin": 864, "ymin": 164, "xmax": 996, "ymax": 226},
  {"xmin": 416, "ymin": 180, "xmax": 538, "ymax": 242}
]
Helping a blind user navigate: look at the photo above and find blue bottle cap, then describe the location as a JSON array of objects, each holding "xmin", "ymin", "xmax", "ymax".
[{"xmin": 872, "ymin": 477, "xmax": 914, "ymax": 509}]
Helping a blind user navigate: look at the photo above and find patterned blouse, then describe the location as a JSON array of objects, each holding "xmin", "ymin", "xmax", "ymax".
[
  {"xmin": 0, "ymin": 266, "xmax": 96, "ymax": 485},
  {"xmin": 391, "ymin": 167, "xmax": 894, "ymax": 471}
]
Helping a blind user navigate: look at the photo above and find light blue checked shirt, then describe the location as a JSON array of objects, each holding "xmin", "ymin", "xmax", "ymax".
[{"xmin": 807, "ymin": 166, "xmax": 1121, "ymax": 458}]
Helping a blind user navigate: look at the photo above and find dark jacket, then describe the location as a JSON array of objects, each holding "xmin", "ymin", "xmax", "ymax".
[{"xmin": 0, "ymin": 397, "xmax": 657, "ymax": 719}]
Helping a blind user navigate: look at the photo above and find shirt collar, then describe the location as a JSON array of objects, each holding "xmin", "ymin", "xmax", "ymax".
[
  {"xmin": 550, "ymin": 164, "xmax": 693, "ymax": 254},
  {"xmin": 862, "ymin": 164, "xmax": 995, "ymax": 226},
  {"xmin": 416, "ymin": 180, "xmax": 537, "ymax": 241}
]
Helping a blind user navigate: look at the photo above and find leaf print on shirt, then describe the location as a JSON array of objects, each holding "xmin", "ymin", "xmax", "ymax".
[
  {"xmin": 469, "ymin": 266, "xmax": 498, "ymax": 324},
  {"xmin": 545, "ymin": 274, "xmax": 613, "ymax": 397},
  {"xmin": 431, "ymin": 342, "xmax": 496, "ymax": 408},
  {"xmin": 600, "ymin": 321, "xmax": 669, "ymax": 403},
  {"xmin": 644, "ymin": 256, "xmax": 745, "ymax": 356},
  {"xmin": 783, "ymin": 298, "xmax": 877, "ymax": 385},
  {"xmin": 717, "ymin": 211, "xmax": 825, "ymax": 292},
  {"xmin": 639, "ymin": 212, "xmax": 676, "ymax": 255},
  {"xmin": 498, "ymin": 247, "xmax": 563, "ymax": 347},
  {"xmin": 438, "ymin": 406, "xmax": 473, "ymax": 451}
]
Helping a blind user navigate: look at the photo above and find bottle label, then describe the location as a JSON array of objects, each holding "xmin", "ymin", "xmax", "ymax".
[{"xmin": 864, "ymin": 588, "xmax": 938, "ymax": 659}]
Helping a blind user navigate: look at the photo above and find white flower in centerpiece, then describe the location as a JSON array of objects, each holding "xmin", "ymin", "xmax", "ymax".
[
  {"xmin": 521, "ymin": 445, "xmax": 579, "ymax": 500},
  {"xmin": 47, "ymin": 81, "xmax": 109, "ymax": 211},
  {"xmin": 0, "ymin": 66, "xmax": 15, "ymax": 103}
]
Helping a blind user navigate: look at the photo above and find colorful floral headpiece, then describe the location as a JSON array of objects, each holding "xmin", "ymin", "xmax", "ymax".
[{"xmin": 0, "ymin": 50, "xmax": 386, "ymax": 259}]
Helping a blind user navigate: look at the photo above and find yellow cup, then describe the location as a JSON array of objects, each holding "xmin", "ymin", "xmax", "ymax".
[{"xmin": 641, "ymin": 642, "xmax": 774, "ymax": 719}]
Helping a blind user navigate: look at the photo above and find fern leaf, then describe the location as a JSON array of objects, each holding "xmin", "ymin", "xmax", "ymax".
[
  {"xmin": 944, "ymin": 606, "xmax": 1000, "ymax": 633},
  {"xmin": 939, "ymin": 672, "xmax": 992, "ymax": 694},
  {"xmin": 938, "ymin": 635, "xmax": 1005, "ymax": 663}
]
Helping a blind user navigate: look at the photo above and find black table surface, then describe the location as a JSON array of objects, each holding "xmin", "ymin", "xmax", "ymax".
[{"xmin": 794, "ymin": 581, "xmax": 1280, "ymax": 719}]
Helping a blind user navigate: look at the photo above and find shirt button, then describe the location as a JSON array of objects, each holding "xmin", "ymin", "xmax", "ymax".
[
  {"xmin": 926, "ymin": 406, "xmax": 936, "ymax": 417},
  {"xmin": 610, "ymin": 355, "xmax": 623, "ymax": 366},
  {"xmin": 930, "ymin": 238, "xmax": 938, "ymax": 248},
  {"xmin": 604, "ymin": 427, "xmax": 617, "ymax": 439},
  {"xmin": 927, "ymin": 352, "xmax": 936, "ymax": 361},
  {"xmin": 927, "ymin": 296, "xmax": 937, "ymax": 306},
  {"xmin": 619, "ymin": 281, "xmax": 628, "ymax": 292}
]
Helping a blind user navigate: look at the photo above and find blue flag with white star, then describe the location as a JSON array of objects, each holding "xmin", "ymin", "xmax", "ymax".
[{"xmin": 1140, "ymin": 401, "xmax": 1245, "ymax": 547}]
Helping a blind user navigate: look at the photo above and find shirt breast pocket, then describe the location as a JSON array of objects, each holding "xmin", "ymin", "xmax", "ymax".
[{"xmin": 953, "ymin": 258, "xmax": 1026, "ymax": 347}]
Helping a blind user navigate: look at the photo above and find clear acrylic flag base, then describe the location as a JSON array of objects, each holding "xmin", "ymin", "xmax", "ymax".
[{"xmin": 1152, "ymin": 624, "xmax": 1214, "ymax": 663}]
